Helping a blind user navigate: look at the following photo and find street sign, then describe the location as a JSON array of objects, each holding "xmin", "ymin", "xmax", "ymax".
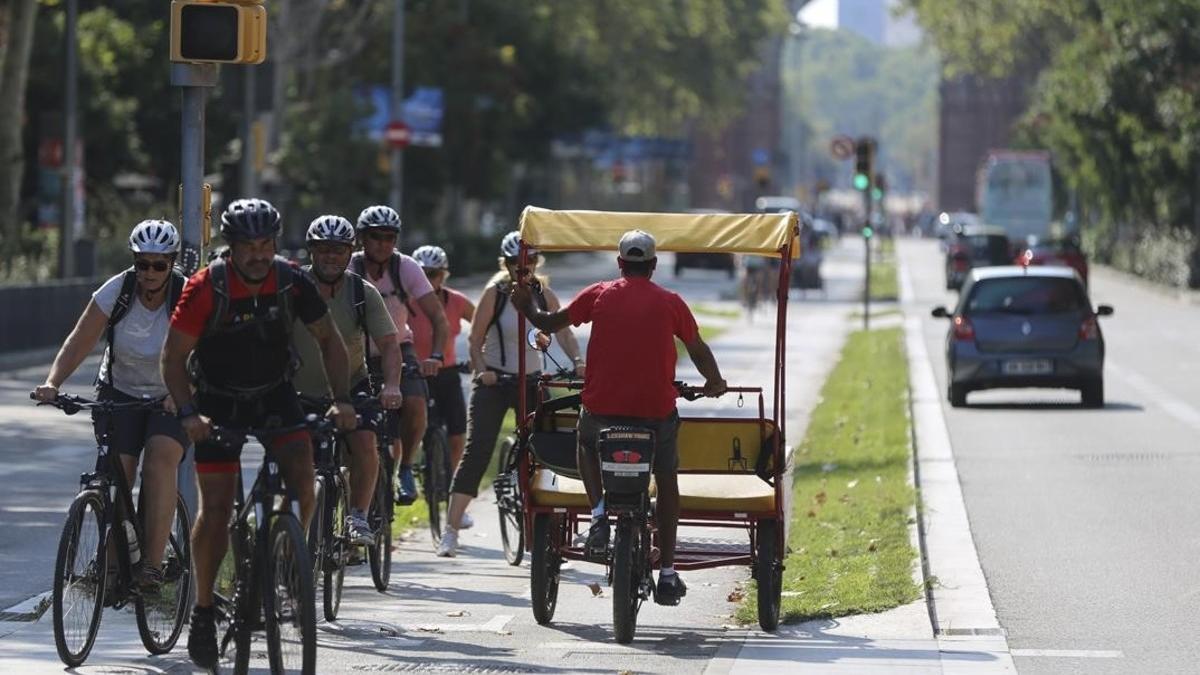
[
  {"xmin": 385, "ymin": 120, "xmax": 411, "ymax": 149},
  {"xmin": 830, "ymin": 135, "xmax": 855, "ymax": 161}
]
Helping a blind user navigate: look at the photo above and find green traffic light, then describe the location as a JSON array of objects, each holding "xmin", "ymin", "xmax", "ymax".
[
  {"xmin": 862, "ymin": 226, "xmax": 874, "ymax": 239},
  {"xmin": 853, "ymin": 173, "xmax": 870, "ymax": 191},
  {"xmin": 871, "ymin": 187, "xmax": 883, "ymax": 201}
]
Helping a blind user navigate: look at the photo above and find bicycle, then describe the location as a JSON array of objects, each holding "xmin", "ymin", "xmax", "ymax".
[
  {"xmin": 300, "ymin": 394, "xmax": 377, "ymax": 621},
  {"xmin": 422, "ymin": 363, "xmax": 470, "ymax": 545},
  {"xmin": 367, "ymin": 397, "xmax": 396, "ymax": 592},
  {"xmin": 34, "ymin": 393, "xmax": 192, "ymax": 667},
  {"xmin": 210, "ymin": 417, "xmax": 329, "ymax": 674}
]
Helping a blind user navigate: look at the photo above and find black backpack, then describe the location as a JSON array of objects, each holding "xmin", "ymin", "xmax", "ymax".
[
  {"xmin": 303, "ymin": 266, "xmax": 368, "ymax": 333},
  {"xmin": 203, "ymin": 255, "xmax": 296, "ymax": 338},
  {"xmin": 99, "ymin": 267, "xmax": 187, "ymax": 387}
]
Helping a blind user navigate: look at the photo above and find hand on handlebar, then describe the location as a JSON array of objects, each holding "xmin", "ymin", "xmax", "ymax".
[
  {"xmin": 329, "ymin": 402, "xmax": 357, "ymax": 432},
  {"xmin": 379, "ymin": 384, "xmax": 403, "ymax": 410},
  {"xmin": 32, "ymin": 383, "xmax": 58, "ymax": 403},
  {"xmin": 419, "ymin": 358, "xmax": 442, "ymax": 377},
  {"xmin": 476, "ymin": 371, "xmax": 498, "ymax": 387},
  {"xmin": 703, "ymin": 378, "xmax": 728, "ymax": 398},
  {"xmin": 182, "ymin": 414, "xmax": 212, "ymax": 443}
]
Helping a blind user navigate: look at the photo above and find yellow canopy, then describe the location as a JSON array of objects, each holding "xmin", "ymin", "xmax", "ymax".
[{"xmin": 519, "ymin": 206, "xmax": 800, "ymax": 258}]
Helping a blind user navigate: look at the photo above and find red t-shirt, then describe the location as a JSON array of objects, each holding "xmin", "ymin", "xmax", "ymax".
[
  {"xmin": 568, "ymin": 276, "xmax": 699, "ymax": 418},
  {"xmin": 410, "ymin": 287, "xmax": 470, "ymax": 364},
  {"xmin": 170, "ymin": 261, "xmax": 326, "ymax": 338}
]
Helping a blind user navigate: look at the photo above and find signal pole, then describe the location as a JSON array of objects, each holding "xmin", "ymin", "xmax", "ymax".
[
  {"xmin": 390, "ymin": 0, "xmax": 406, "ymax": 214},
  {"xmin": 854, "ymin": 136, "xmax": 876, "ymax": 331}
]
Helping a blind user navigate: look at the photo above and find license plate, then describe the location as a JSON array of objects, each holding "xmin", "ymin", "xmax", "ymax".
[{"xmin": 1002, "ymin": 359, "xmax": 1052, "ymax": 375}]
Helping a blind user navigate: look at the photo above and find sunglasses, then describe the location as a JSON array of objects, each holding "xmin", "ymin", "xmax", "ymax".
[
  {"xmin": 134, "ymin": 260, "xmax": 171, "ymax": 272},
  {"xmin": 366, "ymin": 232, "xmax": 397, "ymax": 243}
]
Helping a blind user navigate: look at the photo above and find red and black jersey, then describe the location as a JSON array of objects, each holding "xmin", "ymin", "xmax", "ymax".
[{"xmin": 171, "ymin": 257, "xmax": 327, "ymax": 392}]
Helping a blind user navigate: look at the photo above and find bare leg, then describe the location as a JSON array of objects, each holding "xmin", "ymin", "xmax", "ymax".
[
  {"xmin": 275, "ymin": 439, "xmax": 317, "ymax": 529},
  {"xmin": 140, "ymin": 436, "xmax": 185, "ymax": 568},
  {"xmin": 348, "ymin": 430, "xmax": 379, "ymax": 512},
  {"xmin": 654, "ymin": 470, "xmax": 679, "ymax": 568},
  {"xmin": 399, "ymin": 396, "xmax": 427, "ymax": 467},
  {"xmin": 192, "ymin": 473, "xmax": 237, "ymax": 608},
  {"xmin": 445, "ymin": 492, "xmax": 473, "ymax": 531}
]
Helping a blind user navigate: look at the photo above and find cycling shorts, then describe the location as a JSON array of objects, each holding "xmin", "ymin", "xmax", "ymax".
[
  {"xmin": 193, "ymin": 382, "xmax": 308, "ymax": 474},
  {"xmin": 92, "ymin": 385, "xmax": 189, "ymax": 458}
]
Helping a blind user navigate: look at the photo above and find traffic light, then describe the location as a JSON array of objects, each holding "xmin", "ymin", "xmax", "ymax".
[
  {"xmin": 853, "ymin": 137, "xmax": 875, "ymax": 191},
  {"xmin": 872, "ymin": 172, "xmax": 887, "ymax": 201},
  {"xmin": 170, "ymin": 1, "xmax": 267, "ymax": 65}
]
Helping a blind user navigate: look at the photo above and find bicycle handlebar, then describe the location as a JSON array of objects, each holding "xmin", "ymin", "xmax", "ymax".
[
  {"xmin": 208, "ymin": 414, "xmax": 336, "ymax": 447},
  {"xmin": 32, "ymin": 393, "xmax": 167, "ymax": 416}
]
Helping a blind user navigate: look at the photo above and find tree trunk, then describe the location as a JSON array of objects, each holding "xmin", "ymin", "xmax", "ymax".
[{"xmin": 0, "ymin": 0, "xmax": 38, "ymax": 253}]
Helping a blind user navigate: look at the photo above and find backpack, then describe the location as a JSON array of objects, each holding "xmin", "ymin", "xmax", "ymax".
[
  {"xmin": 99, "ymin": 267, "xmax": 187, "ymax": 387},
  {"xmin": 303, "ymin": 265, "xmax": 368, "ymax": 333},
  {"xmin": 203, "ymin": 255, "xmax": 296, "ymax": 338},
  {"xmin": 350, "ymin": 251, "xmax": 409, "ymax": 306},
  {"xmin": 488, "ymin": 278, "xmax": 548, "ymax": 368}
]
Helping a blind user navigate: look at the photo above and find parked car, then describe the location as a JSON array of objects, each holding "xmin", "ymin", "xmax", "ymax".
[
  {"xmin": 945, "ymin": 224, "xmax": 1013, "ymax": 290},
  {"xmin": 932, "ymin": 266, "xmax": 1113, "ymax": 408},
  {"xmin": 935, "ymin": 211, "xmax": 982, "ymax": 246},
  {"xmin": 676, "ymin": 209, "xmax": 736, "ymax": 277},
  {"xmin": 1012, "ymin": 236, "xmax": 1089, "ymax": 285}
]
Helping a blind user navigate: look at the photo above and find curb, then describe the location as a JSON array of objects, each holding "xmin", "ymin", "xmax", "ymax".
[{"xmin": 0, "ymin": 591, "xmax": 51, "ymax": 623}]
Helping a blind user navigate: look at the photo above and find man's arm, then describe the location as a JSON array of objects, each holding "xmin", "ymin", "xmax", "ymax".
[
  {"xmin": 543, "ymin": 288, "xmax": 584, "ymax": 369},
  {"xmin": 376, "ymin": 333, "xmax": 403, "ymax": 409},
  {"xmin": 305, "ymin": 314, "xmax": 351, "ymax": 401},
  {"xmin": 684, "ymin": 335, "xmax": 727, "ymax": 397},
  {"xmin": 415, "ymin": 291, "xmax": 450, "ymax": 376},
  {"xmin": 511, "ymin": 283, "xmax": 571, "ymax": 333},
  {"xmin": 161, "ymin": 327, "xmax": 207, "ymax": 440}
]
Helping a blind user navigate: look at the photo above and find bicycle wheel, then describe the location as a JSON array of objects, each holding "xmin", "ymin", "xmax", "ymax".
[
  {"xmin": 218, "ymin": 519, "xmax": 255, "ymax": 675},
  {"xmin": 135, "ymin": 492, "xmax": 192, "ymax": 654},
  {"xmin": 755, "ymin": 519, "xmax": 782, "ymax": 632},
  {"xmin": 263, "ymin": 514, "xmax": 317, "ymax": 675},
  {"xmin": 495, "ymin": 437, "xmax": 524, "ymax": 566},
  {"xmin": 323, "ymin": 478, "xmax": 348, "ymax": 621},
  {"xmin": 52, "ymin": 490, "xmax": 108, "ymax": 667},
  {"xmin": 529, "ymin": 513, "xmax": 561, "ymax": 625},
  {"xmin": 368, "ymin": 452, "xmax": 393, "ymax": 592},
  {"xmin": 611, "ymin": 519, "xmax": 642, "ymax": 644},
  {"xmin": 308, "ymin": 476, "xmax": 326, "ymax": 617},
  {"xmin": 423, "ymin": 426, "xmax": 449, "ymax": 543}
]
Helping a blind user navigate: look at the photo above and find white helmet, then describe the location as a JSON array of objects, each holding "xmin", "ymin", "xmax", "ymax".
[
  {"xmin": 412, "ymin": 245, "xmax": 449, "ymax": 269},
  {"xmin": 306, "ymin": 215, "xmax": 356, "ymax": 245},
  {"xmin": 500, "ymin": 230, "xmax": 536, "ymax": 259},
  {"xmin": 129, "ymin": 219, "xmax": 181, "ymax": 254},
  {"xmin": 356, "ymin": 205, "xmax": 401, "ymax": 233}
]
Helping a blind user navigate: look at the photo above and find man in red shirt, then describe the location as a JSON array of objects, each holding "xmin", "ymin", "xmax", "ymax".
[{"xmin": 512, "ymin": 229, "xmax": 726, "ymax": 605}]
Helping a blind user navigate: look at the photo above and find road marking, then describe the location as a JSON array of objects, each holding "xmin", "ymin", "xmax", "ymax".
[
  {"xmin": 1010, "ymin": 649, "xmax": 1123, "ymax": 658},
  {"xmin": 0, "ymin": 591, "xmax": 50, "ymax": 622},
  {"xmin": 1108, "ymin": 361, "xmax": 1200, "ymax": 431},
  {"xmin": 401, "ymin": 614, "xmax": 513, "ymax": 634}
]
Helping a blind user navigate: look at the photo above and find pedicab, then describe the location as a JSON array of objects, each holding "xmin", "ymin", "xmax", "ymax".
[{"xmin": 509, "ymin": 207, "xmax": 799, "ymax": 642}]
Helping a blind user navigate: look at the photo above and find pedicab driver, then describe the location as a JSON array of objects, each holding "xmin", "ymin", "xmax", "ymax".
[{"xmin": 511, "ymin": 229, "xmax": 727, "ymax": 605}]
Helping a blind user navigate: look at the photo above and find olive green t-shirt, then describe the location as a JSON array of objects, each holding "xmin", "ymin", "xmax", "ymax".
[{"xmin": 292, "ymin": 274, "xmax": 397, "ymax": 398}]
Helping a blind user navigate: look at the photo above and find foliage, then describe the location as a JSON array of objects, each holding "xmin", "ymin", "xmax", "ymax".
[
  {"xmin": 782, "ymin": 28, "xmax": 939, "ymax": 194},
  {"xmin": 905, "ymin": 0, "xmax": 1200, "ymax": 286}
]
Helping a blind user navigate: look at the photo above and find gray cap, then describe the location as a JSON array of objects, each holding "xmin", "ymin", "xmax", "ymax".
[{"xmin": 618, "ymin": 229, "xmax": 657, "ymax": 262}]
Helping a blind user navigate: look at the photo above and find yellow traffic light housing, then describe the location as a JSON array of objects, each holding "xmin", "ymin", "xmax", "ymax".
[{"xmin": 170, "ymin": 1, "xmax": 267, "ymax": 65}]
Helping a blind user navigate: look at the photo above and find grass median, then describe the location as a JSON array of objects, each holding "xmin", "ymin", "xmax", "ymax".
[
  {"xmin": 737, "ymin": 326, "xmax": 920, "ymax": 623},
  {"xmin": 868, "ymin": 256, "xmax": 899, "ymax": 302}
]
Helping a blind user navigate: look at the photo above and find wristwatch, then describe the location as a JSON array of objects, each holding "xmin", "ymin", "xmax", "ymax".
[
  {"xmin": 177, "ymin": 402, "xmax": 198, "ymax": 420},
  {"xmin": 430, "ymin": 352, "xmax": 445, "ymax": 363}
]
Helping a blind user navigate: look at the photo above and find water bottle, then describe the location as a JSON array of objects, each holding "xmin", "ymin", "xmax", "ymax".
[{"xmin": 124, "ymin": 520, "xmax": 141, "ymax": 566}]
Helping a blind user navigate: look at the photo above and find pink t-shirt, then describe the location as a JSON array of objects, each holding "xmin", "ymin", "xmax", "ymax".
[
  {"xmin": 360, "ymin": 253, "xmax": 434, "ymax": 346},
  {"xmin": 410, "ymin": 287, "xmax": 470, "ymax": 364}
]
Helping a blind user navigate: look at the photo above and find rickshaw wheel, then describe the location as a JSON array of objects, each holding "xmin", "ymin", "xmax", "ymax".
[
  {"xmin": 530, "ymin": 513, "xmax": 561, "ymax": 625},
  {"xmin": 755, "ymin": 519, "xmax": 782, "ymax": 632},
  {"xmin": 611, "ymin": 520, "xmax": 641, "ymax": 644}
]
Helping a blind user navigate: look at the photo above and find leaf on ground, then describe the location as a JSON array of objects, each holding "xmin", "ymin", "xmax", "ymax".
[
  {"xmin": 727, "ymin": 589, "xmax": 745, "ymax": 602},
  {"xmin": 588, "ymin": 582, "xmax": 603, "ymax": 597},
  {"xmin": 846, "ymin": 479, "xmax": 859, "ymax": 489},
  {"xmin": 417, "ymin": 625, "xmax": 443, "ymax": 633},
  {"xmin": 806, "ymin": 509, "xmax": 817, "ymax": 518},
  {"xmin": 828, "ymin": 548, "xmax": 838, "ymax": 557},
  {"xmin": 446, "ymin": 610, "xmax": 469, "ymax": 617},
  {"xmin": 814, "ymin": 491, "xmax": 827, "ymax": 505}
]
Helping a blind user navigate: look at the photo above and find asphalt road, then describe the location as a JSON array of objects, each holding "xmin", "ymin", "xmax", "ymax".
[
  {"xmin": 0, "ymin": 240, "xmax": 866, "ymax": 672},
  {"xmin": 901, "ymin": 238, "xmax": 1200, "ymax": 674}
]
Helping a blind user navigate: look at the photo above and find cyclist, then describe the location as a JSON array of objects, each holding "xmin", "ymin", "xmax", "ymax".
[
  {"xmin": 294, "ymin": 215, "xmax": 404, "ymax": 544},
  {"xmin": 436, "ymin": 231, "xmax": 585, "ymax": 557},
  {"xmin": 351, "ymin": 205, "xmax": 450, "ymax": 506},
  {"xmin": 409, "ymin": 245, "xmax": 475, "ymax": 526},
  {"xmin": 32, "ymin": 219, "xmax": 189, "ymax": 592},
  {"xmin": 512, "ymin": 229, "xmax": 727, "ymax": 605},
  {"xmin": 160, "ymin": 198, "xmax": 357, "ymax": 669}
]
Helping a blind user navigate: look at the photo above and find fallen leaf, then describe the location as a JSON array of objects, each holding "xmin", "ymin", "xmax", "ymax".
[
  {"xmin": 806, "ymin": 510, "xmax": 817, "ymax": 518},
  {"xmin": 828, "ymin": 548, "xmax": 838, "ymax": 557},
  {"xmin": 868, "ymin": 539, "xmax": 880, "ymax": 552},
  {"xmin": 417, "ymin": 626, "xmax": 443, "ymax": 633},
  {"xmin": 846, "ymin": 479, "xmax": 859, "ymax": 489},
  {"xmin": 497, "ymin": 630, "xmax": 513, "ymax": 636},
  {"xmin": 588, "ymin": 582, "xmax": 603, "ymax": 597},
  {"xmin": 727, "ymin": 590, "xmax": 746, "ymax": 602},
  {"xmin": 446, "ymin": 610, "xmax": 469, "ymax": 618},
  {"xmin": 814, "ymin": 491, "xmax": 827, "ymax": 505}
]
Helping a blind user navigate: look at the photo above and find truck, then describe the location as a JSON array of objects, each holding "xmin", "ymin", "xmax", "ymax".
[{"xmin": 975, "ymin": 150, "xmax": 1053, "ymax": 244}]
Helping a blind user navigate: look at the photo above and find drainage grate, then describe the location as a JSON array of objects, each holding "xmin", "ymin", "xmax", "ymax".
[
  {"xmin": 1076, "ymin": 453, "xmax": 1173, "ymax": 462},
  {"xmin": 350, "ymin": 664, "xmax": 542, "ymax": 673}
]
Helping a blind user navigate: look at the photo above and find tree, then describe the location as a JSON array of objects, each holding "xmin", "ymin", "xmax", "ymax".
[{"xmin": 0, "ymin": 0, "xmax": 39, "ymax": 261}]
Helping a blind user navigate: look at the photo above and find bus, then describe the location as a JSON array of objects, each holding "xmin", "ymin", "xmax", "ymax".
[{"xmin": 976, "ymin": 150, "xmax": 1052, "ymax": 243}]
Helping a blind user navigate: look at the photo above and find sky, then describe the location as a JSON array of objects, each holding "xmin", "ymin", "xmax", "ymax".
[{"xmin": 798, "ymin": 0, "xmax": 838, "ymax": 29}]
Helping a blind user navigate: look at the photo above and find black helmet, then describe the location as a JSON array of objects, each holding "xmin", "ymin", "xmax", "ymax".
[{"xmin": 220, "ymin": 198, "xmax": 281, "ymax": 241}]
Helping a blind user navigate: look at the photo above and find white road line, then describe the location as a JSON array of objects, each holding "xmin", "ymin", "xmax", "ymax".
[
  {"xmin": 1010, "ymin": 649, "xmax": 1124, "ymax": 658},
  {"xmin": 899, "ymin": 259, "xmax": 1015, "ymax": 673},
  {"xmin": 1107, "ymin": 361, "xmax": 1200, "ymax": 431}
]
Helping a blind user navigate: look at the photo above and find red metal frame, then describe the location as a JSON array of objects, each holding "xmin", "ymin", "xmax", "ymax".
[{"xmin": 513, "ymin": 225, "xmax": 798, "ymax": 572}]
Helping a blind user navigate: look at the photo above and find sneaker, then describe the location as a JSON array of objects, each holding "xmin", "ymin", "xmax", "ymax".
[
  {"xmin": 395, "ymin": 466, "xmax": 417, "ymax": 505},
  {"xmin": 135, "ymin": 565, "xmax": 165, "ymax": 594},
  {"xmin": 347, "ymin": 513, "xmax": 375, "ymax": 545},
  {"xmin": 187, "ymin": 605, "xmax": 219, "ymax": 669},
  {"xmin": 458, "ymin": 512, "xmax": 475, "ymax": 530},
  {"xmin": 435, "ymin": 527, "xmax": 458, "ymax": 557},
  {"xmin": 655, "ymin": 572, "xmax": 687, "ymax": 606},
  {"xmin": 584, "ymin": 519, "xmax": 610, "ymax": 561}
]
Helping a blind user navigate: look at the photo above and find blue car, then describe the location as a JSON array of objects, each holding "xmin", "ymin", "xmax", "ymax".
[{"xmin": 932, "ymin": 266, "xmax": 1114, "ymax": 408}]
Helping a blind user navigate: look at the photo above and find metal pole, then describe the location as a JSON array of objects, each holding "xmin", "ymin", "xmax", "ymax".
[
  {"xmin": 390, "ymin": 0, "xmax": 405, "ymax": 214},
  {"xmin": 61, "ymin": 0, "xmax": 78, "ymax": 278},
  {"xmin": 240, "ymin": 66, "xmax": 258, "ymax": 196},
  {"xmin": 171, "ymin": 62, "xmax": 219, "ymax": 517},
  {"xmin": 864, "ymin": 192, "xmax": 871, "ymax": 331}
]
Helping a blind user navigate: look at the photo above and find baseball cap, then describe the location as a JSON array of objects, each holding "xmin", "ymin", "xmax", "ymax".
[{"xmin": 618, "ymin": 230, "xmax": 657, "ymax": 262}]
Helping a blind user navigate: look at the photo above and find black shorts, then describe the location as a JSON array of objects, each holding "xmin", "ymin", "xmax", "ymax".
[
  {"xmin": 428, "ymin": 367, "xmax": 467, "ymax": 436},
  {"xmin": 193, "ymin": 382, "xmax": 308, "ymax": 474},
  {"xmin": 91, "ymin": 386, "xmax": 189, "ymax": 458},
  {"xmin": 577, "ymin": 408, "xmax": 680, "ymax": 473},
  {"xmin": 298, "ymin": 378, "xmax": 381, "ymax": 435}
]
